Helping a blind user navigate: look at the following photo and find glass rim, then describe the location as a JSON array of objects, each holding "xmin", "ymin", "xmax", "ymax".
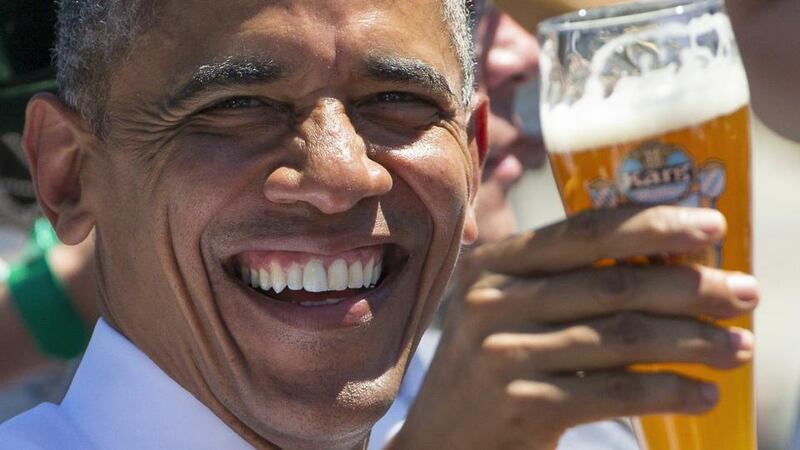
[{"xmin": 537, "ymin": 0, "xmax": 723, "ymax": 34}]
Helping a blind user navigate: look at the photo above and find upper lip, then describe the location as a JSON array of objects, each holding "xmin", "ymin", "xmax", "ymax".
[{"xmin": 226, "ymin": 235, "xmax": 399, "ymax": 257}]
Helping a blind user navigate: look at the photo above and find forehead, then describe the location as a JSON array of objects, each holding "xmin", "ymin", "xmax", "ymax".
[{"xmin": 112, "ymin": 0, "xmax": 459, "ymax": 104}]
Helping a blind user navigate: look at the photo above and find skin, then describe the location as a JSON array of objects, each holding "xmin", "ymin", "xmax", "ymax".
[
  {"xmin": 6, "ymin": 1, "xmax": 769, "ymax": 449},
  {"xmin": 392, "ymin": 206, "xmax": 758, "ymax": 450},
  {"xmin": 472, "ymin": 4, "xmax": 545, "ymax": 244},
  {"xmin": 2, "ymin": 0, "xmax": 536, "ymax": 386},
  {"xmin": 23, "ymin": 1, "xmax": 487, "ymax": 448},
  {"xmin": 390, "ymin": 2, "xmax": 761, "ymax": 449},
  {"xmin": 727, "ymin": 0, "xmax": 800, "ymax": 142}
]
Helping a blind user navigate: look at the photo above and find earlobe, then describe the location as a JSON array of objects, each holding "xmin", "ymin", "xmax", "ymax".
[
  {"xmin": 462, "ymin": 93, "xmax": 490, "ymax": 245},
  {"xmin": 462, "ymin": 207, "xmax": 479, "ymax": 245},
  {"xmin": 23, "ymin": 93, "xmax": 96, "ymax": 245}
]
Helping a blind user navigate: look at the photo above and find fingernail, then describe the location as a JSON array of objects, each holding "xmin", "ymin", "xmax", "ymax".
[
  {"xmin": 729, "ymin": 328, "xmax": 754, "ymax": 351},
  {"xmin": 687, "ymin": 209, "xmax": 725, "ymax": 235},
  {"xmin": 700, "ymin": 383, "xmax": 719, "ymax": 404},
  {"xmin": 726, "ymin": 273, "xmax": 759, "ymax": 302}
]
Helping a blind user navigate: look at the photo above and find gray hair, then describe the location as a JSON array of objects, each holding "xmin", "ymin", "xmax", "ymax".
[
  {"xmin": 443, "ymin": 0, "xmax": 477, "ymax": 108},
  {"xmin": 54, "ymin": 0, "xmax": 154, "ymax": 134},
  {"xmin": 54, "ymin": 1, "xmax": 476, "ymax": 135}
]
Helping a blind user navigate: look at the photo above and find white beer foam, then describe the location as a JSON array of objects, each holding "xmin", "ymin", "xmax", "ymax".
[{"xmin": 541, "ymin": 12, "xmax": 750, "ymax": 154}]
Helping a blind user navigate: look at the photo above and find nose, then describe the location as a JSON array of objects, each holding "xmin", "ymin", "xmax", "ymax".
[{"xmin": 263, "ymin": 100, "xmax": 393, "ymax": 214}]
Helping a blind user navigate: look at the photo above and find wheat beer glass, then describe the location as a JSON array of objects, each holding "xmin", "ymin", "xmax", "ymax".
[{"xmin": 538, "ymin": 1, "xmax": 752, "ymax": 449}]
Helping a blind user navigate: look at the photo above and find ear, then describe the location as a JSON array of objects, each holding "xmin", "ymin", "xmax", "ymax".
[
  {"xmin": 23, "ymin": 93, "xmax": 96, "ymax": 245},
  {"xmin": 462, "ymin": 93, "xmax": 489, "ymax": 245}
]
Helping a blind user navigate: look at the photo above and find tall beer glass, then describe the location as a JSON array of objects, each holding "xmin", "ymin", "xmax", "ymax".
[{"xmin": 538, "ymin": 1, "xmax": 753, "ymax": 449}]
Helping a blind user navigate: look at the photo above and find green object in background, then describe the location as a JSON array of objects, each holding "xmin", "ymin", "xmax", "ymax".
[
  {"xmin": 1, "ymin": 1, "xmax": 89, "ymax": 360},
  {"xmin": 7, "ymin": 219, "xmax": 89, "ymax": 359},
  {"xmin": 30, "ymin": 217, "xmax": 59, "ymax": 253}
]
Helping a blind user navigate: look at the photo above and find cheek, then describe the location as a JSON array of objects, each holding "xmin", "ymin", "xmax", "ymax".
[
  {"xmin": 163, "ymin": 136, "xmax": 268, "ymax": 222},
  {"xmin": 379, "ymin": 135, "xmax": 471, "ymax": 238},
  {"xmin": 155, "ymin": 138, "xmax": 271, "ymax": 273}
]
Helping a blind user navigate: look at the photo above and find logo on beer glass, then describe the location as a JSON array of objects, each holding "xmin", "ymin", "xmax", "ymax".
[
  {"xmin": 619, "ymin": 142, "xmax": 693, "ymax": 204},
  {"xmin": 586, "ymin": 141, "xmax": 727, "ymax": 209},
  {"xmin": 587, "ymin": 141, "xmax": 728, "ymax": 266}
]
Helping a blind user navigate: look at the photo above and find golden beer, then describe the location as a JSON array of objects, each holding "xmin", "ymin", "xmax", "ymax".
[
  {"xmin": 539, "ymin": 1, "xmax": 754, "ymax": 449},
  {"xmin": 549, "ymin": 106, "xmax": 753, "ymax": 450}
]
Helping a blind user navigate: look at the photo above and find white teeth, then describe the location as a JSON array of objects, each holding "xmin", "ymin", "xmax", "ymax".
[
  {"xmin": 364, "ymin": 258, "xmax": 375, "ymax": 288},
  {"xmin": 287, "ymin": 263, "xmax": 303, "ymax": 290},
  {"xmin": 348, "ymin": 261, "xmax": 364, "ymax": 289},
  {"xmin": 328, "ymin": 259, "xmax": 349, "ymax": 291},
  {"xmin": 271, "ymin": 262, "xmax": 286, "ymax": 293},
  {"xmin": 250, "ymin": 268, "xmax": 260, "ymax": 289},
  {"xmin": 303, "ymin": 260, "xmax": 328, "ymax": 292},
  {"xmin": 259, "ymin": 268, "xmax": 271, "ymax": 291},
  {"xmin": 371, "ymin": 260, "xmax": 382, "ymax": 286},
  {"xmin": 243, "ymin": 255, "xmax": 384, "ymax": 295}
]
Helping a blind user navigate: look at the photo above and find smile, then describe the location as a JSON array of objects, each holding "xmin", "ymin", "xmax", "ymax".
[{"xmin": 233, "ymin": 245, "xmax": 398, "ymax": 307}]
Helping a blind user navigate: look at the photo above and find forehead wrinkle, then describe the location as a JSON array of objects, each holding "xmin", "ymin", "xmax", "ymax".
[
  {"xmin": 167, "ymin": 56, "xmax": 285, "ymax": 109},
  {"xmin": 362, "ymin": 55, "xmax": 458, "ymax": 105}
]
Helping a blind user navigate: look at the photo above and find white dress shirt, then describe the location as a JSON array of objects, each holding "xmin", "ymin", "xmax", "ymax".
[
  {"xmin": 1, "ymin": 320, "xmax": 639, "ymax": 449},
  {"xmin": 0, "ymin": 319, "xmax": 253, "ymax": 450}
]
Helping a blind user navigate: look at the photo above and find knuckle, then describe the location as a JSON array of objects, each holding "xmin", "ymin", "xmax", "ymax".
[
  {"xmin": 564, "ymin": 209, "xmax": 605, "ymax": 242},
  {"xmin": 604, "ymin": 373, "xmax": 645, "ymax": 407},
  {"xmin": 660, "ymin": 374, "xmax": 698, "ymax": 411},
  {"xmin": 592, "ymin": 268, "xmax": 639, "ymax": 307},
  {"xmin": 693, "ymin": 323, "xmax": 737, "ymax": 367},
  {"xmin": 482, "ymin": 335, "xmax": 532, "ymax": 362},
  {"xmin": 603, "ymin": 312, "xmax": 651, "ymax": 349},
  {"xmin": 505, "ymin": 380, "xmax": 563, "ymax": 409},
  {"xmin": 464, "ymin": 287, "xmax": 503, "ymax": 316},
  {"xmin": 644, "ymin": 206, "xmax": 682, "ymax": 239},
  {"xmin": 696, "ymin": 322, "xmax": 727, "ymax": 349},
  {"xmin": 697, "ymin": 269, "xmax": 742, "ymax": 318}
]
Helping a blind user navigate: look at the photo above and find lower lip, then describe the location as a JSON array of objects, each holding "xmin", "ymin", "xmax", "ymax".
[{"xmin": 231, "ymin": 268, "xmax": 400, "ymax": 331}]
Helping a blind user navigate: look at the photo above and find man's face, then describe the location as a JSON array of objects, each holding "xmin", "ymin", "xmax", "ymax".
[
  {"xmin": 84, "ymin": 1, "xmax": 481, "ymax": 447},
  {"xmin": 474, "ymin": 6, "xmax": 544, "ymax": 244}
]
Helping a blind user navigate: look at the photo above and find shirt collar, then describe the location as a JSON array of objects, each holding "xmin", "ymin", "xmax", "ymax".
[{"xmin": 59, "ymin": 319, "xmax": 253, "ymax": 450}]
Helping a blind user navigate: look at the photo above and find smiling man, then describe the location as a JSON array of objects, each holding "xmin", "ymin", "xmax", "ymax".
[
  {"xmin": 0, "ymin": 0, "xmax": 760, "ymax": 449},
  {"xmin": 2, "ymin": 0, "xmax": 485, "ymax": 448}
]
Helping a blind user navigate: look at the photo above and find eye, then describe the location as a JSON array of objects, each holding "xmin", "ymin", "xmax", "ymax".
[
  {"xmin": 210, "ymin": 97, "xmax": 266, "ymax": 110},
  {"xmin": 355, "ymin": 91, "xmax": 442, "ymax": 136},
  {"xmin": 372, "ymin": 91, "xmax": 428, "ymax": 104}
]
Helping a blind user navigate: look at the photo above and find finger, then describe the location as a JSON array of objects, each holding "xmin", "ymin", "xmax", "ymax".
[
  {"xmin": 505, "ymin": 371, "xmax": 719, "ymax": 429},
  {"xmin": 471, "ymin": 206, "xmax": 726, "ymax": 275},
  {"xmin": 465, "ymin": 265, "xmax": 758, "ymax": 328},
  {"xmin": 481, "ymin": 314, "xmax": 754, "ymax": 374}
]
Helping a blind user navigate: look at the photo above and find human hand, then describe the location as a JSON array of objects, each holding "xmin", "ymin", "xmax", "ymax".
[{"xmin": 389, "ymin": 206, "xmax": 758, "ymax": 450}]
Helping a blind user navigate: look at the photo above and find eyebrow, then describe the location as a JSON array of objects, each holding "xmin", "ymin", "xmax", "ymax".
[
  {"xmin": 167, "ymin": 57, "xmax": 284, "ymax": 108},
  {"xmin": 362, "ymin": 56, "xmax": 458, "ymax": 105}
]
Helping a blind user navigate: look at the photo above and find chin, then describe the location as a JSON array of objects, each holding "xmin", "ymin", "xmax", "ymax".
[{"xmin": 235, "ymin": 356, "xmax": 405, "ymax": 449}]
